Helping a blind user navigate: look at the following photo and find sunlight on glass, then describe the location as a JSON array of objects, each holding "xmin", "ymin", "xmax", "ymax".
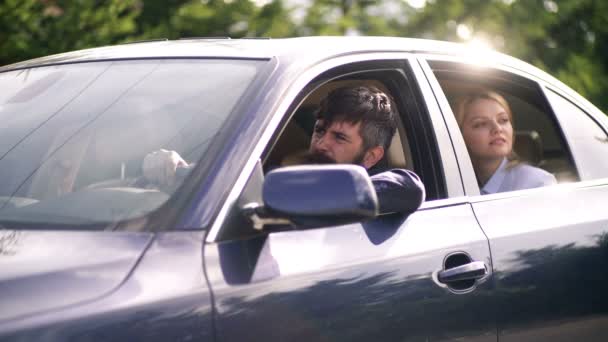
[
  {"xmin": 456, "ymin": 24, "xmax": 472, "ymax": 40},
  {"xmin": 407, "ymin": 0, "xmax": 427, "ymax": 9}
]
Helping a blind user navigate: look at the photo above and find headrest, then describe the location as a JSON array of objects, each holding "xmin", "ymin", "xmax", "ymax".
[
  {"xmin": 386, "ymin": 130, "xmax": 406, "ymax": 169},
  {"xmin": 514, "ymin": 130, "xmax": 543, "ymax": 166}
]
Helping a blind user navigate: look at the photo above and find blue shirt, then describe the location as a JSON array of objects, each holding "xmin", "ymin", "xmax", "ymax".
[{"xmin": 481, "ymin": 158, "xmax": 557, "ymax": 195}]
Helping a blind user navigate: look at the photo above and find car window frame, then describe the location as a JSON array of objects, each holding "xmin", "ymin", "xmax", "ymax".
[
  {"xmin": 416, "ymin": 58, "xmax": 479, "ymax": 198},
  {"xmin": 262, "ymin": 61, "xmax": 449, "ymax": 199},
  {"xmin": 419, "ymin": 54, "xmax": 586, "ymax": 198},
  {"xmin": 204, "ymin": 52, "xmax": 462, "ymax": 243}
]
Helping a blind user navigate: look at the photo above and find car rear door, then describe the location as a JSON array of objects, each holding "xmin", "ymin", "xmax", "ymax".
[
  {"xmin": 421, "ymin": 56, "xmax": 608, "ymax": 341},
  {"xmin": 203, "ymin": 55, "xmax": 497, "ymax": 342}
]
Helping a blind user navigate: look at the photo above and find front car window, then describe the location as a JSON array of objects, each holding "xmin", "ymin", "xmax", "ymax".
[{"xmin": 0, "ymin": 59, "xmax": 263, "ymax": 228}]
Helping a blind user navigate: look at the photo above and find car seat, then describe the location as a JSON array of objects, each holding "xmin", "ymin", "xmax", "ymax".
[{"xmin": 513, "ymin": 130, "xmax": 543, "ymax": 166}]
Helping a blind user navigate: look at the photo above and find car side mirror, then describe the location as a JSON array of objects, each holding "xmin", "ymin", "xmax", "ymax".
[{"xmin": 243, "ymin": 165, "xmax": 379, "ymax": 230}]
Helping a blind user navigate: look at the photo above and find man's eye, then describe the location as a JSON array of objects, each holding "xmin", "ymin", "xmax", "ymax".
[
  {"xmin": 335, "ymin": 135, "xmax": 348, "ymax": 143},
  {"xmin": 314, "ymin": 127, "xmax": 326, "ymax": 135}
]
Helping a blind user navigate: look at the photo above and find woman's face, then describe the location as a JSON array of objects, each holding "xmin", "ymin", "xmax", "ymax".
[{"xmin": 461, "ymin": 98, "xmax": 513, "ymax": 162}]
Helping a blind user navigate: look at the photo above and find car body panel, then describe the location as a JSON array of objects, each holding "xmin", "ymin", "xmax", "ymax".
[
  {"xmin": 0, "ymin": 231, "xmax": 152, "ymax": 322},
  {"xmin": 0, "ymin": 231, "xmax": 214, "ymax": 341},
  {"xmin": 471, "ymin": 183, "xmax": 608, "ymax": 341},
  {"xmin": 206, "ymin": 203, "xmax": 494, "ymax": 341}
]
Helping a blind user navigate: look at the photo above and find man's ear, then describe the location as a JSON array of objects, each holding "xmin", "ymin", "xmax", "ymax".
[{"xmin": 362, "ymin": 146, "xmax": 385, "ymax": 169}]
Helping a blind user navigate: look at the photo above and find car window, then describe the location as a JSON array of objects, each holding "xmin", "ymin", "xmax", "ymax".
[
  {"xmin": 263, "ymin": 63, "xmax": 447, "ymax": 200},
  {"xmin": 544, "ymin": 88, "xmax": 608, "ymax": 181},
  {"xmin": 0, "ymin": 59, "xmax": 263, "ymax": 228},
  {"xmin": 428, "ymin": 60, "xmax": 578, "ymax": 194},
  {"xmin": 265, "ymin": 79, "xmax": 413, "ymax": 172}
]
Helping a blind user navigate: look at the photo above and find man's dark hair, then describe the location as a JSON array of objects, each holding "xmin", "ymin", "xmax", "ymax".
[{"xmin": 315, "ymin": 85, "xmax": 398, "ymax": 151}]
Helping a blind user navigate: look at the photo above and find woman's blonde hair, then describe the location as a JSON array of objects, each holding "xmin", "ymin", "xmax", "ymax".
[{"xmin": 454, "ymin": 88, "xmax": 519, "ymax": 164}]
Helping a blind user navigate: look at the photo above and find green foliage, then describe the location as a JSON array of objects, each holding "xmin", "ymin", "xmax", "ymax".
[
  {"xmin": 250, "ymin": 0, "xmax": 297, "ymax": 37},
  {"xmin": 1, "ymin": 0, "xmax": 606, "ymax": 113},
  {"xmin": 298, "ymin": 0, "xmax": 412, "ymax": 36},
  {"xmin": 138, "ymin": 0, "xmax": 297, "ymax": 39},
  {"xmin": 0, "ymin": 0, "xmax": 140, "ymax": 66},
  {"xmin": 0, "ymin": 0, "xmax": 294, "ymax": 66}
]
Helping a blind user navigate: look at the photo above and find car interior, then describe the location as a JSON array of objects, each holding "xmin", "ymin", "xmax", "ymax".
[{"xmin": 0, "ymin": 112, "xmax": 177, "ymax": 225}]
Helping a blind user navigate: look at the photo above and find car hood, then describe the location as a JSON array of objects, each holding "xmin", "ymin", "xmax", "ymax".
[{"xmin": 0, "ymin": 230, "xmax": 153, "ymax": 322}]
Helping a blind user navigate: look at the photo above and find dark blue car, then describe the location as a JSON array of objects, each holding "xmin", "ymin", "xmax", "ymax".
[{"xmin": 1, "ymin": 37, "xmax": 608, "ymax": 341}]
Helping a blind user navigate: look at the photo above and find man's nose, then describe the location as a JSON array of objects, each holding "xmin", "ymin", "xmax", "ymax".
[{"xmin": 313, "ymin": 134, "xmax": 329, "ymax": 151}]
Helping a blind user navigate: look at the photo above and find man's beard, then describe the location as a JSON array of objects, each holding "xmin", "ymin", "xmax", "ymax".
[{"xmin": 299, "ymin": 150, "xmax": 366, "ymax": 166}]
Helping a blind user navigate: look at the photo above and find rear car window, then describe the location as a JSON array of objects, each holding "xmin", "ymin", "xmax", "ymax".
[{"xmin": 544, "ymin": 88, "xmax": 608, "ymax": 181}]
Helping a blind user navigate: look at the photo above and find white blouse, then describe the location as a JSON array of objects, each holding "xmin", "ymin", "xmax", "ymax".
[{"xmin": 481, "ymin": 158, "xmax": 557, "ymax": 195}]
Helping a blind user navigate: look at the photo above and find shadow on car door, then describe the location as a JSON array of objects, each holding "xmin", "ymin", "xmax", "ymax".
[
  {"xmin": 472, "ymin": 184, "xmax": 608, "ymax": 341},
  {"xmin": 204, "ymin": 200, "xmax": 496, "ymax": 342}
]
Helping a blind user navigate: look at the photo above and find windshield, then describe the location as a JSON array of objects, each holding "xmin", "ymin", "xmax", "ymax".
[{"xmin": 0, "ymin": 59, "xmax": 263, "ymax": 228}]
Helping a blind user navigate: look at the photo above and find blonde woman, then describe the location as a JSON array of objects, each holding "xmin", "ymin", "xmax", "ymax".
[{"xmin": 455, "ymin": 89, "xmax": 556, "ymax": 194}]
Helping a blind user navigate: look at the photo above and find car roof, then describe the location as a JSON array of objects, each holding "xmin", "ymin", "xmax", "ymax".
[
  {"xmin": 3, "ymin": 36, "xmax": 602, "ymax": 119},
  {"xmin": 1, "ymin": 36, "xmax": 519, "ymax": 71}
]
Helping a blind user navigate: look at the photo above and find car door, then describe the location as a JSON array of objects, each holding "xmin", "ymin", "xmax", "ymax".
[
  {"xmin": 421, "ymin": 56, "xmax": 608, "ymax": 341},
  {"xmin": 203, "ymin": 56, "xmax": 497, "ymax": 342}
]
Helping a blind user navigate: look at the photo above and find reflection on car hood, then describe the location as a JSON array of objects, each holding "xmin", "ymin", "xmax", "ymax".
[{"xmin": 0, "ymin": 230, "xmax": 153, "ymax": 322}]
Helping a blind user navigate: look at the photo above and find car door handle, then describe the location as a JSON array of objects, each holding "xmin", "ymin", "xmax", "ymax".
[{"xmin": 438, "ymin": 261, "xmax": 488, "ymax": 284}]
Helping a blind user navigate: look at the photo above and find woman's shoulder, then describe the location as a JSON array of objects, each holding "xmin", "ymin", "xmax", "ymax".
[
  {"xmin": 508, "ymin": 162, "xmax": 557, "ymax": 186},
  {"xmin": 510, "ymin": 162, "xmax": 551, "ymax": 176}
]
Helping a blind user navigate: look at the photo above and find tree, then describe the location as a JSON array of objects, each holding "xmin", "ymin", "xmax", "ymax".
[
  {"xmin": 0, "ymin": 0, "xmax": 140, "ymax": 66},
  {"xmin": 0, "ymin": 0, "xmax": 295, "ymax": 66},
  {"xmin": 129, "ymin": 0, "xmax": 296, "ymax": 40},
  {"xmin": 297, "ymin": 0, "xmax": 416, "ymax": 36}
]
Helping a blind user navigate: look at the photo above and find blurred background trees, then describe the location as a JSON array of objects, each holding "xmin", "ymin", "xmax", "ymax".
[{"xmin": 1, "ymin": 0, "xmax": 606, "ymax": 112}]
